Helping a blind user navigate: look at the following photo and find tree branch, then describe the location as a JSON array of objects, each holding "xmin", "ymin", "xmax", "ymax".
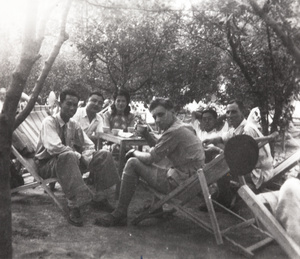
[
  {"xmin": 248, "ymin": 0, "xmax": 300, "ymax": 65},
  {"xmin": 15, "ymin": 0, "xmax": 73, "ymax": 128}
]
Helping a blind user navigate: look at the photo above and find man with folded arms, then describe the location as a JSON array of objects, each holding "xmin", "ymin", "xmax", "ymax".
[
  {"xmin": 35, "ymin": 88, "xmax": 119, "ymax": 227},
  {"xmin": 94, "ymin": 97, "xmax": 205, "ymax": 227}
]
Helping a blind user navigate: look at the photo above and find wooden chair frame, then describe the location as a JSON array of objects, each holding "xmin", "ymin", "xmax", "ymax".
[
  {"xmin": 238, "ymin": 185, "xmax": 300, "ymax": 259},
  {"xmin": 11, "ymin": 108, "xmax": 66, "ymax": 214},
  {"xmin": 132, "ymin": 135, "xmax": 280, "ymax": 257}
]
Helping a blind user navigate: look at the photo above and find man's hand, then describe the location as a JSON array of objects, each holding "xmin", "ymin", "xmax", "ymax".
[
  {"xmin": 125, "ymin": 149, "xmax": 136, "ymax": 160},
  {"xmin": 204, "ymin": 144, "xmax": 223, "ymax": 154},
  {"xmin": 202, "ymin": 136, "xmax": 222, "ymax": 147},
  {"xmin": 202, "ymin": 138, "xmax": 214, "ymax": 147},
  {"xmin": 135, "ymin": 124, "xmax": 148, "ymax": 137}
]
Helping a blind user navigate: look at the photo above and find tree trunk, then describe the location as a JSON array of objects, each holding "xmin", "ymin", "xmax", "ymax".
[
  {"xmin": 0, "ymin": 1, "xmax": 73, "ymax": 258},
  {"xmin": 0, "ymin": 113, "xmax": 13, "ymax": 258}
]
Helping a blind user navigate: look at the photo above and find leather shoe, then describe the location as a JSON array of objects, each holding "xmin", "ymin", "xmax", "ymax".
[
  {"xmin": 67, "ymin": 207, "xmax": 83, "ymax": 227},
  {"xmin": 91, "ymin": 199, "xmax": 114, "ymax": 213},
  {"xmin": 94, "ymin": 213, "xmax": 127, "ymax": 227}
]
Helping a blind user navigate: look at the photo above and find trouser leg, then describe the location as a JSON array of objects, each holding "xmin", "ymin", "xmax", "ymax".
[
  {"xmin": 38, "ymin": 151, "xmax": 90, "ymax": 207},
  {"xmin": 215, "ymin": 173, "xmax": 234, "ymax": 208},
  {"xmin": 89, "ymin": 150, "xmax": 120, "ymax": 201},
  {"xmin": 113, "ymin": 173, "xmax": 138, "ymax": 217},
  {"xmin": 113, "ymin": 157, "xmax": 169, "ymax": 216}
]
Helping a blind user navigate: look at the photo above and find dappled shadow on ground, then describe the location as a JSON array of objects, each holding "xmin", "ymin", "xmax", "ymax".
[
  {"xmin": 11, "ymin": 133, "xmax": 300, "ymax": 259},
  {"xmin": 12, "ymin": 182, "xmax": 287, "ymax": 259}
]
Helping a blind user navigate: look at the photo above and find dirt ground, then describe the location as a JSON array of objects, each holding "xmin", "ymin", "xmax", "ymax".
[{"xmin": 11, "ymin": 135, "xmax": 300, "ymax": 259}]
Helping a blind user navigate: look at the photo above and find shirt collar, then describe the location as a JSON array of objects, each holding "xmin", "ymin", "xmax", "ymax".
[
  {"xmin": 56, "ymin": 113, "xmax": 67, "ymax": 127},
  {"xmin": 234, "ymin": 119, "xmax": 247, "ymax": 134},
  {"xmin": 82, "ymin": 107, "xmax": 88, "ymax": 118}
]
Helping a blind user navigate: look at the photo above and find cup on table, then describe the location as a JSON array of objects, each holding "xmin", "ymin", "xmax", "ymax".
[
  {"xmin": 102, "ymin": 126, "xmax": 110, "ymax": 133},
  {"xmin": 127, "ymin": 127, "xmax": 135, "ymax": 133},
  {"xmin": 136, "ymin": 124, "xmax": 147, "ymax": 132},
  {"xmin": 112, "ymin": 128, "xmax": 120, "ymax": 136}
]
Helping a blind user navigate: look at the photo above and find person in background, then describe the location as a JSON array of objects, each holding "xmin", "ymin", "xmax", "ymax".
[
  {"xmin": 103, "ymin": 88, "xmax": 135, "ymax": 132},
  {"xmin": 198, "ymin": 108, "xmax": 228, "ymax": 142},
  {"xmin": 203, "ymin": 99, "xmax": 274, "ymax": 190},
  {"xmin": 35, "ymin": 88, "xmax": 119, "ymax": 227},
  {"xmin": 94, "ymin": 97, "xmax": 205, "ymax": 227},
  {"xmin": 197, "ymin": 108, "xmax": 229, "ymax": 162},
  {"xmin": 73, "ymin": 91, "xmax": 105, "ymax": 145},
  {"xmin": 192, "ymin": 108, "xmax": 233, "ymax": 209},
  {"xmin": 190, "ymin": 109, "xmax": 203, "ymax": 136}
]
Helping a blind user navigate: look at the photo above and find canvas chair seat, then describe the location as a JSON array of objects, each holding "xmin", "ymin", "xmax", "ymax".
[{"xmin": 11, "ymin": 107, "xmax": 65, "ymax": 213}]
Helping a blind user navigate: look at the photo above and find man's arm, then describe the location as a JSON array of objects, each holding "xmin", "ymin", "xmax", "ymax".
[
  {"xmin": 136, "ymin": 126, "xmax": 157, "ymax": 147},
  {"xmin": 202, "ymin": 136, "xmax": 223, "ymax": 147},
  {"xmin": 126, "ymin": 149, "xmax": 153, "ymax": 165},
  {"xmin": 41, "ymin": 118, "xmax": 72, "ymax": 156}
]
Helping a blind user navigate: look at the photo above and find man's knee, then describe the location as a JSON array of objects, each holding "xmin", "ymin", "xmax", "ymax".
[
  {"xmin": 126, "ymin": 157, "xmax": 140, "ymax": 168},
  {"xmin": 93, "ymin": 149, "xmax": 112, "ymax": 160},
  {"xmin": 57, "ymin": 151, "xmax": 79, "ymax": 164},
  {"xmin": 123, "ymin": 157, "xmax": 140, "ymax": 176}
]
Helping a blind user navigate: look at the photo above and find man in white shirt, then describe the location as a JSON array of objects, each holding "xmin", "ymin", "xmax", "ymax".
[
  {"xmin": 35, "ymin": 89, "xmax": 119, "ymax": 227},
  {"xmin": 73, "ymin": 91, "xmax": 105, "ymax": 145},
  {"xmin": 203, "ymin": 100, "xmax": 274, "ymax": 189}
]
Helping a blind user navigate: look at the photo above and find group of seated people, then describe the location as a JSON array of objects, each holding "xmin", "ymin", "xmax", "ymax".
[{"xmin": 12, "ymin": 86, "xmax": 299, "ymax": 245}]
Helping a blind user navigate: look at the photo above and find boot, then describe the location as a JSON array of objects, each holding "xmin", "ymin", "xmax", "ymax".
[{"xmin": 94, "ymin": 173, "xmax": 137, "ymax": 227}]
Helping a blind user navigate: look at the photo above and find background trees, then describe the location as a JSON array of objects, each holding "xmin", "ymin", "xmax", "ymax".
[
  {"xmin": 2, "ymin": 0, "xmax": 298, "ymax": 132},
  {"xmin": 1, "ymin": 0, "xmax": 299, "ymax": 257},
  {"xmin": 0, "ymin": 1, "xmax": 73, "ymax": 257}
]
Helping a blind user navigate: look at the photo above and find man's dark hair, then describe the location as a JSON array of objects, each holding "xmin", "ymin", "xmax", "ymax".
[
  {"xmin": 60, "ymin": 88, "xmax": 79, "ymax": 103},
  {"xmin": 227, "ymin": 99, "xmax": 245, "ymax": 114},
  {"xmin": 89, "ymin": 91, "xmax": 104, "ymax": 100},
  {"xmin": 111, "ymin": 88, "xmax": 131, "ymax": 116},
  {"xmin": 201, "ymin": 108, "xmax": 218, "ymax": 119},
  {"xmin": 149, "ymin": 98, "xmax": 174, "ymax": 111}
]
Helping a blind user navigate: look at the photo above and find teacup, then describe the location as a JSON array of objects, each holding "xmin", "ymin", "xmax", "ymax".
[
  {"xmin": 111, "ymin": 129, "xmax": 120, "ymax": 136},
  {"xmin": 136, "ymin": 124, "xmax": 147, "ymax": 132},
  {"xmin": 128, "ymin": 127, "xmax": 135, "ymax": 133}
]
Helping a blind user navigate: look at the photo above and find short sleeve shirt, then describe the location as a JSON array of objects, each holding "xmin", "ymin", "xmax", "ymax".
[
  {"xmin": 150, "ymin": 119, "xmax": 205, "ymax": 174},
  {"xmin": 73, "ymin": 107, "xmax": 104, "ymax": 137}
]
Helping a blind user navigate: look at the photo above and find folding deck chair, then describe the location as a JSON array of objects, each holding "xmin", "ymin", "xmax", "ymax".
[
  {"xmin": 11, "ymin": 107, "xmax": 65, "ymax": 213},
  {"xmin": 238, "ymin": 185, "xmax": 300, "ymax": 259},
  {"xmin": 225, "ymin": 133, "xmax": 300, "ymax": 258},
  {"xmin": 132, "ymin": 133, "xmax": 279, "ymax": 257}
]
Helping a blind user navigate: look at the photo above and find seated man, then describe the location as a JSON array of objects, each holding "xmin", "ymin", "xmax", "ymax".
[
  {"xmin": 195, "ymin": 108, "xmax": 233, "ymax": 208},
  {"xmin": 35, "ymin": 88, "xmax": 119, "ymax": 227},
  {"xmin": 197, "ymin": 108, "xmax": 228, "ymax": 162},
  {"xmin": 94, "ymin": 97, "xmax": 205, "ymax": 227},
  {"xmin": 73, "ymin": 91, "xmax": 105, "ymax": 145},
  {"xmin": 203, "ymin": 100, "xmax": 274, "ymax": 189}
]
